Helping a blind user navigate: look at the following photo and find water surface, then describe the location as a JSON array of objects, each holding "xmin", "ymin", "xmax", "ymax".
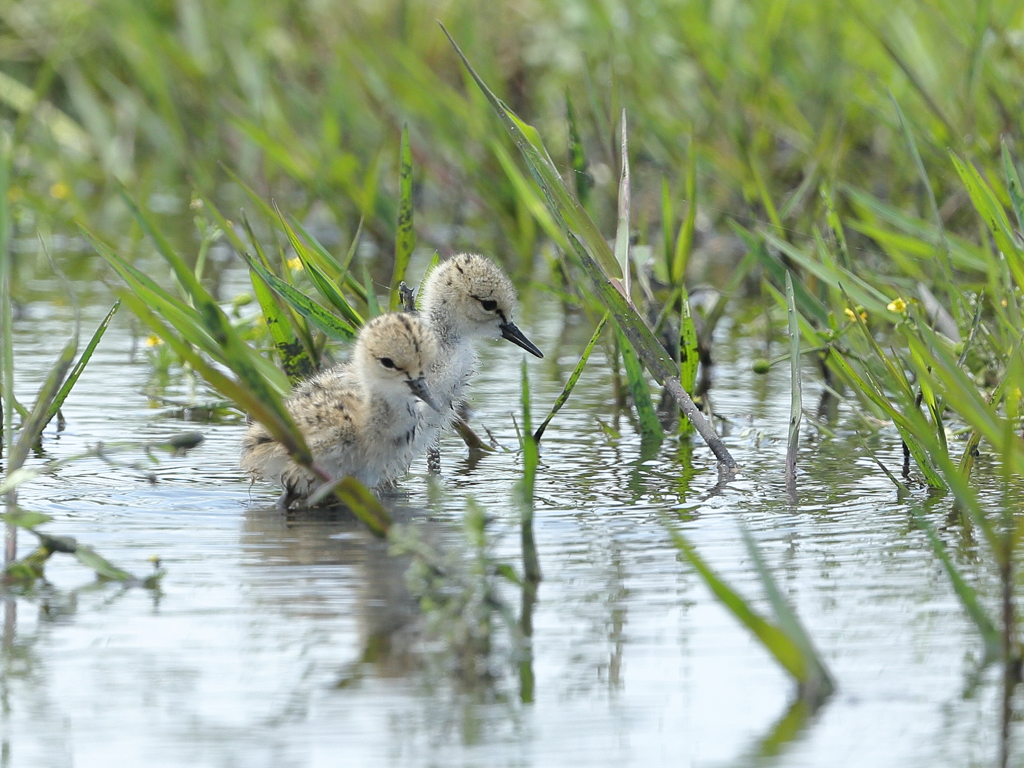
[{"xmin": 1, "ymin": 270, "xmax": 1014, "ymax": 767}]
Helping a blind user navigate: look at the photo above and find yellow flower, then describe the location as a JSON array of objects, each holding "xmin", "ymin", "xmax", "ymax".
[
  {"xmin": 287, "ymin": 257, "xmax": 303, "ymax": 272},
  {"xmin": 886, "ymin": 297, "xmax": 907, "ymax": 313},
  {"xmin": 843, "ymin": 307, "xmax": 867, "ymax": 322},
  {"xmin": 145, "ymin": 334, "xmax": 163, "ymax": 347},
  {"xmin": 49, "ymin": 181, "xmax": 70, "ymax": 200}
]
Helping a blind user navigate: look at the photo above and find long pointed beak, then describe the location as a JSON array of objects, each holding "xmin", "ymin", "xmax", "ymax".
[
  {"xmin": 407, "ymin": 377, "xmax": 441, "ymax": 412},
  {"xmin": 500, "ymin": 321, "xmax": 543, "ymax": 358}
]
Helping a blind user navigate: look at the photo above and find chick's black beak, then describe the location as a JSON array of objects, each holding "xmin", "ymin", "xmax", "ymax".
[
  {"xmin": 500, "ymin": 320, "xmax": 543, "ymax": 358},
  {"xmin": 407, "ymin": 377, "xmax": 441, "ymax": 412}
]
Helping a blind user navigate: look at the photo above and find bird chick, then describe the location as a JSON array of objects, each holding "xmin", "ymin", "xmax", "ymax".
[
  {"xmin": 241, "ymin": 312, "xmax": 440, "ymax": 509},
  {"xmin": 413, "ymin": 253, "xmax": 543, "ymax": 458}
]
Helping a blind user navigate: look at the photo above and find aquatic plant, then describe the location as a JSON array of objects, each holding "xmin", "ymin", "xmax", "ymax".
[{"xmin": 0, "ymin": 148, "xmax": 177, "ymax": 590}]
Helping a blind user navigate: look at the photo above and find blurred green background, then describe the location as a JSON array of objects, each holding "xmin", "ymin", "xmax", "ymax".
[{"xmin": 1, "ymin": 0, "xmax": 1021, "ymax": 275}]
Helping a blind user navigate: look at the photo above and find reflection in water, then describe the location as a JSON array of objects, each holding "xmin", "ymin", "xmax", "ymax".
[
  {"xmin": 0, "ymin": 294, "xmax": 1020, "ymax": 765},
  {"xmin": 239, "ymin": 502, "xmax": 421, "ymax": 681},
  {"xmin": 239, "ymin": 496, "xmax": 532, "ymax": 714}
]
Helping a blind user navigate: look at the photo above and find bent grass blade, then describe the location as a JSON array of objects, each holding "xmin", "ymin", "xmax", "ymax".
[{"xmin": 534, "ymin": 312, "xmax": 608, "ymax": 443}]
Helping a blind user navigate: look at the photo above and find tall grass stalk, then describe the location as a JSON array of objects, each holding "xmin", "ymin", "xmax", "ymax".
[{"xmin": 441, "ymin": 25, "xmax": 737, "ymax": 471}]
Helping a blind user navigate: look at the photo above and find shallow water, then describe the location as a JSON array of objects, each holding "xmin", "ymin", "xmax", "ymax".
[{"xmin": 1, "ymin": 267, "xmax": 1018, "ymax": 767}]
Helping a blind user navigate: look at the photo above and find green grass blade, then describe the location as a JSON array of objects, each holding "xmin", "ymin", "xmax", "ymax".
[
  {"xmin": 330, "ymin": 477, "xmax": 392, "ymax": 538},
  {"xmin": 116, "ymin": 191, "xmax": 306, "ymax": 461},
  {"xmin": 192, "ymin": 188, "xmax": 249, "ymax": 255},
  {"xmin": 661, "ymin": 176, "xmax": 673, "ymax": 279},
  {"xmin": 618, "ymin": 327, "xmax": 664, "ymax": 442},
  {"xmin": 949, "ymin": 151, "xmax": 1024, "ymax": 290},
  {"xmin": 614, "ymin": 110, "xmax": 631, "ymax": 302},
  {"xmin": 44, "ymin": 300, "xmax": 119, "ymax": 428},
  {"xmin": 519, "ymin": 358, "xmax": 537, "ymax": 500},
  {"xmin": 243, "ymin": 253, "xmax": 357, "ymax": 341},
  {"xmin": 298, "ymin": 255, "xmax": 365, "ymax": 329},
  {"xmin": 275, "ymin": 206, "xmax": 364, "ymax": 327},
  {"xmin": 219, "ymin": 163, "xmax": 282, "ymax": 225},
  {"xmin": 235, "ymin": 215, "xmax": 315, "ymax": 382},
  {"xmin": 492, "ymin": 140, "xmax": 567, "ymax": 248},
  {"xmin": 913, "ymin": 508, "xmax": 1001, "ymax": 659},
  {"xmin": 8, "ymin": 329, "xmax": 77, "ymax": 476},
  {"xmin": 534, "ymin": 312, "xmax": 607, "ymax": 443},
  {"xmin": 761, "ymin": 231, "xmax": 894, "ymax": 317},
  {"xmin": 672, "ymin": 137, "xmax": 698, "ymax": 284},
  {"xmin": 678, "ymin": 286, "xmax": 699, "ymax": 394},
  {"xmin": 670, "ymin": 529, "xmax": 808, "ymax": 684},
  {"xmin": 825, "ymin": 348, "xmax": 946, "ymax": 489},
  {"xmin": 785, "ymin": 272, "xmax": 801, "ymax": 492},
  {"xmin": 240, "ymin": 211, "xmax": 319, "ymax": 362},
  {"xmin": 287, "ymin": 215, "xmax": 351, "ymax": 284},
  {"xmin": 889, "ymin": 91, "xmax": 957, "ymax": 293},
  {"xmin": 118, "ymin": 189, "xmax": 293, "ymax": 392},
  {"xmin": 2, "ymin": 509, "xmax": 51, "ymax": 529},
  {"xmin": 117, "ymin": 291, "xmax": 311, "ymax": 465},
  {"xmin": 736, "ymin": 225, "xmax": 828, "ymax": 325},
  {"xmin": 440, "ymin": 23, "xmax": 621, "ymax": 282},
  {"xmin": 248, "ymin": 265, "xmax": 316, "ymax": 383},
  {"xmin": 566, "ymin": 89, "xmax": 590, "ymax": 207},
  {"xmin": 389, "ymin": 123, "xmax": 415, "ymax": 310},
  {"xmin": 1002, "ymin": 138, "xmax": 1024, "ymax": 234},
  {"xmin": 89, "ymin": 232, "xmax": 288, "ymax": 392}
]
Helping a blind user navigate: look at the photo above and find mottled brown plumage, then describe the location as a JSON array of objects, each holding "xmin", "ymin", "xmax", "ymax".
[{"xmin": 241, "ymin": 312, "xmax": 439, "ymax": 508}]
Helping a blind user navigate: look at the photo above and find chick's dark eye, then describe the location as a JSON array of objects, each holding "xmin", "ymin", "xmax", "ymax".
[
  {"xmin": 379, "ymin": 357, "xmax": 396, "ymax": 369},
  {"xmin": 481, "ymin": 299, "xmax": 497, "ymax": 312}
]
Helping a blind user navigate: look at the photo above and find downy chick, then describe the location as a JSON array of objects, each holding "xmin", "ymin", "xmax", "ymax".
[
  {"xmin": 241, "ymin": 312, "xmax": 440, "ymax": 509},
  {"xmin": 413, "ymin": 253, "xmax": 543, "ymax": 457}
]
